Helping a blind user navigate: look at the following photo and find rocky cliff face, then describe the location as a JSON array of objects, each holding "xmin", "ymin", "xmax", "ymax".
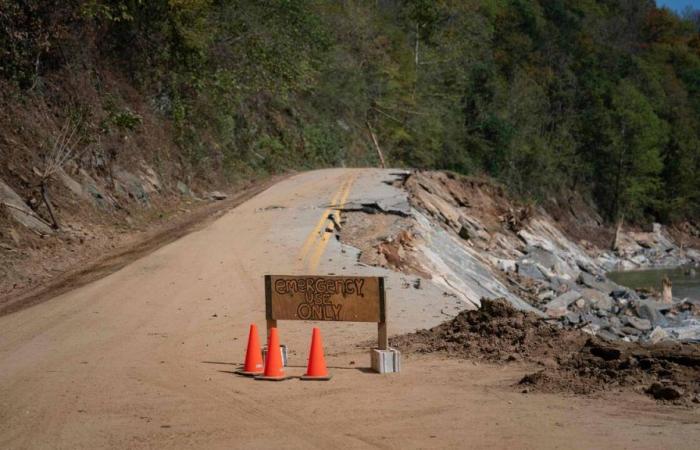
[{"xmin": 340, "ymin": 171, "xmax": 700, "ymax": 344}]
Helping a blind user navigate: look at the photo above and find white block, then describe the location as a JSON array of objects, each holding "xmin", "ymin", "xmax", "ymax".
[
  {"xmin": 371, "ymin": 348, "xmax": 401, "ymax": 373},
  {"xmin": 262, "ymin": 344, "xmax": 288, "ymax": 367}
]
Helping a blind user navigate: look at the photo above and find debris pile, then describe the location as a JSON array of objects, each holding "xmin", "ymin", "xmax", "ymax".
[
  {"xmin": 392, "ymin": 299, "xmax": 700, "ymax": 404},
  {"xmin": 510, "ymin": 234, "xmax": 700, "ymax": 343},
  {"xmin": 391, "ymin": 298, "xmax": 584, "ymax": 362},
  {"xmin": 551, "ymin": 288, "xmax": 700, "ymax": 343}
]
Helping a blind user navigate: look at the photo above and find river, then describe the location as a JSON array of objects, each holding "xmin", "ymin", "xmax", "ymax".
[{"xmin": 608, "ymin": 266, "xmax": 700, "ymax": 301}]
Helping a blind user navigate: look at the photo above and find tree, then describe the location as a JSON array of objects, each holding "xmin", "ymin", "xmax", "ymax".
[{"xmin": 604, "ymin": 80, "xmax": 667, "ymax": 222}]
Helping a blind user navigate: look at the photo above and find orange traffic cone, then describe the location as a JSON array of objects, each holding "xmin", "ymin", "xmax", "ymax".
[
  {"xmin": 301, "ymin": 327, "xmax": 332, "ymax": 380},
  {"xmin": 255, "ymin": 327, "xmax": 288, "ymax": 381},
  {"xmin": 236, "ymin": 324, "xmax": 264, "ymax": 376}
]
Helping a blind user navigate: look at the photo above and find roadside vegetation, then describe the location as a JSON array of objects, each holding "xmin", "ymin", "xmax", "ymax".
[{"xmin": 2, "ymin": 0, "xmax": 700, "ymax": 224}]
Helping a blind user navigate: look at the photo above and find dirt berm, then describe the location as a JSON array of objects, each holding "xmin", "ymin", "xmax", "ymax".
[{"xmin": 391, "ymin": 298, "xmax": 700, "ymax": 405}]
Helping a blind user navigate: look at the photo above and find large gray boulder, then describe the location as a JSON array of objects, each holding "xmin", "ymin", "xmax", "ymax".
[
  {"xmin": 623, "ymin": 316, "xmax": 652, "ymax": 331},
  {"xmin": 580, "ymin": 288, "xmax": 614, "ymax": 311},
  {"xmin": 545, "ymin": 290, "xmax": 582, "ymax": 317},
  {"xmin": 516, "ymin": 260, "xmax": 546, "ymax": 280},
  {"xmin": 578, "ymin": 271, "xmax": 619, "ymax": 293},
  {"xmin": 633, "ymin": 300, "xmax": 666, "ymax": 326},
  {"xmin": 526, "ymin": 247, "xmax": 579, "ymax": 280}
]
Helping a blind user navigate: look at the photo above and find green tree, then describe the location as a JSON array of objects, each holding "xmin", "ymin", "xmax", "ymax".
[{"xmin": 602, "ymin": 80, "xmax": 667, "ymax": 221}]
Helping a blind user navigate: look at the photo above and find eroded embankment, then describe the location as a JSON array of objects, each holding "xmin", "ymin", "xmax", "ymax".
[
  {"xmin": 339, "ymin": 170, "xmax": 700, "ymax": 344},
  {"xmin": 391, "ymin": 298, "xmax": 700, "ymax": 405}
]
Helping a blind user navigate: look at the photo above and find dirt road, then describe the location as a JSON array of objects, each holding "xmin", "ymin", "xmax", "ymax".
[{"xmin": 1, "ymin": 169, "xmax": 699, "ymax": 449}]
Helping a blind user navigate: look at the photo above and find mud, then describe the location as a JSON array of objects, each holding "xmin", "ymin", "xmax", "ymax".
[{"xmin": 392, "ymin": 298, "xmax": 700, "ymax": 405}]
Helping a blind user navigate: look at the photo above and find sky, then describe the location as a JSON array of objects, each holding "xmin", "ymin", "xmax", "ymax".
[{"xmin": 656, "ymin": 0, "xmax": 700, "ymax": 13}]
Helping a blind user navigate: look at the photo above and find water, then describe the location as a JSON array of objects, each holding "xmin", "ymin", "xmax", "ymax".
[{"xmin": 608, "ymin": 266, "xmax": 700, "ymax": 301}]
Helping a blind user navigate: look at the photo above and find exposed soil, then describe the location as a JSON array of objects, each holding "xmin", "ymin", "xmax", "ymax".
[
  {"xmin": 391, "ymin": 298, "xmax": 700, "ymax": 405},
  {"xmin": 0, "ymin": 174, "xmax": 288, "ymax": 316},
  {"xmin": 0, "ymin": 68, "xmax": 258, "ymax": 309},
  {"xmin": 338, "ymin": 212, "xmax": 432, "ymax": 279}
]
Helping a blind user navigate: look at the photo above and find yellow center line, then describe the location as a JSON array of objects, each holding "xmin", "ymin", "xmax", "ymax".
[
  {"xmin": 298, "ymin": 175, "xmax": 353, "ymax": 262},
  {"xmin": 307, "ymin": 174, "xmax": 356, "ymax": 272},
  {"xmin": 334, "ymin": 174, "xmax": 356, "ymax": 227}
]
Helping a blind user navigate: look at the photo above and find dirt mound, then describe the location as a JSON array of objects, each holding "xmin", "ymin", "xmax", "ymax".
[
  {"xmin": 392, "ymin": 298, "xmax": 700, "ymax": 404},
  {"xmin": 391, "ymin": 298, "xmax": 586, "ymax": 362},
  {"xmin": 518, "ymin": 339, "xmax": 700, "ymax": 402}
]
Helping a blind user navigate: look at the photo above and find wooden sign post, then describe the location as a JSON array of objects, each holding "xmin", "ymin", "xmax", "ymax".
[{"xmin": 265, "ymin": 275, "xmax": 388, "ymax": 350}]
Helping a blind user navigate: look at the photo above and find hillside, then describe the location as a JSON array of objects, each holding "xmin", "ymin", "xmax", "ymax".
[
  {"xmin": 2, "ymin": 0, "xmax": 700, "ymax": 286},
  {"xmin": 2, "ymin": 1, "xmax": 700, "ymax": 216}
]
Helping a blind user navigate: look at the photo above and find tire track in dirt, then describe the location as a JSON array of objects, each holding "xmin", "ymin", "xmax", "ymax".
[{"xmin": 0, "ymin": 174, "xmax": 290, "ymax": 317}]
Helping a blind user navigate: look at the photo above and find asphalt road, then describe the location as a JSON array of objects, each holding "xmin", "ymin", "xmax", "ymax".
[{"xmin": 1, "ymin": 169, "xmax": 698, "ymax": 449}]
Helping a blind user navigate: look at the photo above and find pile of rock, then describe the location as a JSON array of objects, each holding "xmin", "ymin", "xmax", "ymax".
[
  {"xmin": 553, "ymin": 289, "xmax": 700, "ymax": 343},
  {"xmin": 387, "ymin": 170, "xmax": 700, "ymax": 345},
  {"xmin": 513, "ymin": 242, "xmax": 700, "ymax": 343}
]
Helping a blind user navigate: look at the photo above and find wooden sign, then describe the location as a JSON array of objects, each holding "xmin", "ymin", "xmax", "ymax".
[
  {"xmin": 265, "ymin": 275, "xmax": 385, "ymax": 322},
  {"xmin": 265, "ymin": 275, "xmax": 388, "ymax": 349}
]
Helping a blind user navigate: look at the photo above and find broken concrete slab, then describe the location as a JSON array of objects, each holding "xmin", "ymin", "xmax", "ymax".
[
  {"xmin": 340, "ymin": 201, "xmax": 411, "ymax": 217},
  {"xmin": 339, "ymin": 170, "xmax": 699, "ymax": 343},
  {"xmin": 343, "ymin": 171, "xmax": 412, "ymax": 217}
]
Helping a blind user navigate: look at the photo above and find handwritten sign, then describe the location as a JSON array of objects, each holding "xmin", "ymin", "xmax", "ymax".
[{"xmin": 265, "ymin": 275, "xmax": 385, "ymax": 323}]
